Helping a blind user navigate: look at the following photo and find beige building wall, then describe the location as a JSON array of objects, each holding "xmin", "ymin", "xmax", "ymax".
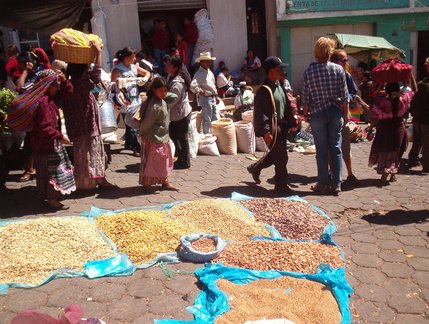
[
  {"xmin": 207, "ymin": 0, "xmax": 248, "ymax": 72},
  {"xmin": 92, "ymin": 0, "xmax": 141, "ymax": 71},
  {"xmin": 290, "ymin": 23, "xmax": 373, "ymax": 94}
]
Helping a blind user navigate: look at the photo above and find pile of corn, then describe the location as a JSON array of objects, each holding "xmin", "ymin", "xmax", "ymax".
[
  {"xmin": 0, "ymin": 217, "xmax": 115, "ymax": 285},
  {"xmin": 95, "ymin": 210, "xmax": 193, "ymax": 264},
  {"xmin": 170, "ymin": 199, "xmax": 270, "ymax": 241}
]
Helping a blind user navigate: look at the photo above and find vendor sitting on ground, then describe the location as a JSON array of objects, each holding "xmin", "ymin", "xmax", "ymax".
[
  {"xmin": 234, "ymin": 81, "xmax": 254, "ymax": 120},
  {"xmin": 239, "ymin": 49, "xmax": 261, "ymax": 85},
  {"xmin": 216, "ymin": 67, "xmax": 237, "ymax": 97}
]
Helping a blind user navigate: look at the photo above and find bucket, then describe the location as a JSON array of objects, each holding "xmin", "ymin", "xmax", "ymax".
[{"xmin": 99, "ymin": 100, "xmax": 118, "ymax": 134}]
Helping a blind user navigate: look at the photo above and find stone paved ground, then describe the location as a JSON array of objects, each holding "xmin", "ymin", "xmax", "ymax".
[{"xmin": 0, "ymin": 134, "xmax": 428, "ymax": 324}]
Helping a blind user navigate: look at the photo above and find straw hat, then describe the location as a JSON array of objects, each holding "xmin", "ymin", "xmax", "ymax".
[{"xmin": 195, "ymin": 52, "xmax": 216, "ymax": 63}]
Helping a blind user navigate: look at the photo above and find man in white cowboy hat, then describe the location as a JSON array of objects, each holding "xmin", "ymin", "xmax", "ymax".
[{"xmin": 190, "ymin": 51, "xmax": 219, "ymax": 134}]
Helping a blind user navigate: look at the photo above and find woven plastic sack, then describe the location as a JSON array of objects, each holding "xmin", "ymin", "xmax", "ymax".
[
  {"xmin": 196, "ymin": 111, "xmax": 203, "ymax": 133},
  {"xmin": 241, "ymin": 110, "xmax": 253, "ymax": 123},
  {"xmin": 234, "ymin": 121, "xmax": 256, "ymax": 154},
  {"xmin": 188, "ymin": 112, "xmax": 199, "ymax": 158},
  {"xmin": 255, "ymin": 137, "xmax": 267, "ymax": 152},
  {"xmin": 211, "ymin": 118, "xmax": 237, "ymax": 155},
  {"xmin": 179, "ymin": 234, "xmax": 226, "ymax": 262},
  {"xmin": 198, "ymin": 135, "xmax": 220, "ymax": 156},
  {"xmin": 371, "ymin": 58, "xmax": 413, "ymax": 83}
]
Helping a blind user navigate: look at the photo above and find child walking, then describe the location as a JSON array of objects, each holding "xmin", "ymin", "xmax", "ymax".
[{"xmin": 139, "ymin": 76, "xmax": 179, "ymax": 193}]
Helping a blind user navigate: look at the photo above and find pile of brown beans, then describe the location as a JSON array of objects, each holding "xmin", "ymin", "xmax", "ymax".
[
  {"xmin": 212, "ymin": 240, "xmax": 344, "ymax": 273},
  {"xmin": 239, "ymin": 198, "xmax": 331, "ymax": 240}
]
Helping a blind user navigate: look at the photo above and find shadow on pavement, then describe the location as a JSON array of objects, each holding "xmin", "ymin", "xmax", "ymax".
[
  {"xmin": 362, "ymin": 209, "xmax": 429, "ymax": 226},
  {"xmin": 95, "ymin": 185, "xmax": 148, "ymax": 199},
  {"xmin": 115, "ymin": 163, "xmax": 140, "ymax": 174}
]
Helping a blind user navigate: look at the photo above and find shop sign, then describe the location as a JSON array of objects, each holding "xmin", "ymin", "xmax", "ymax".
[{"xmin": 277, "ymin": 0, "xmax": 408, "ymax": 15}]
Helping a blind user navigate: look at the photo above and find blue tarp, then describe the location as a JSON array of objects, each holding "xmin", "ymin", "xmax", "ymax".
[{"xmin": 155, "ymin": 263, "xmax": 354, "ymax": 324}]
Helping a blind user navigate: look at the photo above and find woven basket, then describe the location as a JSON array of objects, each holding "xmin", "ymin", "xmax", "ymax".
[{"xmin": 53, "ymin": 44, "xmax": 97, "ymax": 64}]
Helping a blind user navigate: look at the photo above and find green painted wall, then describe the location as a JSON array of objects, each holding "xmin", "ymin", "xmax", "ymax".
[{"xmin": 277, "ymin": 12, "xmax": 429, "ymax": 65}]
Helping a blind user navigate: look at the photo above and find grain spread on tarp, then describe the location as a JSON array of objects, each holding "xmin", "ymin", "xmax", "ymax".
[
  {"xmin": 170, "ymin": 199, "xmax": 270, "ymax": 241},
  {"xmin": 214, "ymin": 276, "xmax": 342, "ymax": 324},
  {"xmin": 95, "ymin": 210, "xmax": 192, "ymax": 264},
  {"xmin": 0, "ymin": 217, "xmax": 115, "ymax": 286}
]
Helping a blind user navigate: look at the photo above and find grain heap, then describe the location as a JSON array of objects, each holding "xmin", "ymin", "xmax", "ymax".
[
  {"xmin": 0, "ymin": 217, "xmax": 115, "ymax": 285},
  {"xmin": 239, "ymin": 198, "xmax": 330, "ymax": 240},
  {"xmin": 214, "ymin": 276, "xmax": 342, "ymax": 324},
  {"xmin": 212, "ymin": 240, "xmax": 344, "ymax": 273},
  {"xmin": 95, "ymin": 210, "xmax": 193, "ymax": 264},
  {"xmin": 170, "ymin": 199, "xmax": 270, "ymax": 241}
]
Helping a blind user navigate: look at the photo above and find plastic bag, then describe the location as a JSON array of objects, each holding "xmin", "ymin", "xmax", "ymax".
[
  {"xmin": 84, "ymin": 254, "xmax": 135, "ymax": 279},
  {"xmin": 11, "ymin": 303, "xmax": 84, "ymax": 324},
  {"xmin": 124, "ymin": 104, "xmax": 141, "ymax": 129},
  {"xmin": 179, "ymin": 234, "xmax": 226, "ymax": 262}
]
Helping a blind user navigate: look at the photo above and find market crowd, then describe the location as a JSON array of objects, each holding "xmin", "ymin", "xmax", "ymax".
[{"xmin": 1, "ymin": 32, "xmax": 428, "ymax": 210}]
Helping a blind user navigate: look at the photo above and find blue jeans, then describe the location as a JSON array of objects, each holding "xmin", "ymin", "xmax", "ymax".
[
  {"xmin": 154, "ymin": 48, "xmax": 166, "ymax": 76},
  {"xmin": 187, "ymin": 44, "xmax": 195, "ymax": 69},
  {"xmin": 199, "ymin": 96, "xmax": 218, "ymax": 134},
  {"xmin": 310, "ymin": 108, "xmax": 344, "ymax": 187}
]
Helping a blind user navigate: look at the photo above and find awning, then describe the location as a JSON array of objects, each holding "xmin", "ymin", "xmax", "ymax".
[
  {"xmin": 0, "ymin": 0, "xmax": 87, "ymax": 34},
  {"xmin": 332, "ymin": 33, "xmax": 405, "ymax": 64}
]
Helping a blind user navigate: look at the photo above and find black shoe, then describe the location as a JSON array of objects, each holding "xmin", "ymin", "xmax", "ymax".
[
  {"xmin": 346, "ymin": 174, "xmax": 361, "ymax": 186},
  {"xmin": 274, "ymin": 184, "xmax": 292, "ymax": 195},
  {"xmin": 247, "ymin": 165, "xmax": 261, "ymax": 184},
  {"xmin": 422, "ymin": 169, "xmax": 429, "ymax": 175},
  {"xmin": 174, "ymin": 162, "xmax": 190, "ymax": 170}
]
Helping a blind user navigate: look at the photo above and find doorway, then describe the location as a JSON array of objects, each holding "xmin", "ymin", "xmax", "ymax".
[
  {"xmin": 417, "ymin": 30, "xmax": 429, "ymax": 81},
  {"xmin": 245, "ymin": 0, "xmax": 267, "ymax": 61}
]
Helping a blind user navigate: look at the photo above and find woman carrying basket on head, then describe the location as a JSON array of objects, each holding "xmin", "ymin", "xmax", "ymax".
[
  {"xmin": 8, "ymin": 69, "xmax": 76, "ymax": 210},
  {"xmin": 368, "ymin": 74, "xmax": 417, "ymax": 185}
]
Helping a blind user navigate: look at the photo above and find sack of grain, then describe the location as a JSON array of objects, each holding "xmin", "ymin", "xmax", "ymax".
[
  {"xmin": 211, "ymin": 118, "xmax": 237, "ymax": 155},
  {"xmin": 198, "ymin": 134, "xmax": 220, "ymax": 156},
  {"xmin": 234, "ymin": 121, "xmax": 255, "ymax": 154}
]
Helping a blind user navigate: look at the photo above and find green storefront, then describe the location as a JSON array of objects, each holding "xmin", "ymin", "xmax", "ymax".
[{"xmin": 275, "ymin": 0, "xmax": 429, "ymax": 93}]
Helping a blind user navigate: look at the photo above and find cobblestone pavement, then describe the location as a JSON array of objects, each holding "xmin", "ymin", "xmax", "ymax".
[{"xmin": 1, "ymin": 136, "xmax": 428, "ymax": 324}]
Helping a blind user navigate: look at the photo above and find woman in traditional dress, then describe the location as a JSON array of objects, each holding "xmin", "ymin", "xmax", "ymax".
[
  {"xmin": 139, "ymin": 76, "xmax": 178, "ymax": 193},
  {"xmin": 63, "ymin": 42, "xmax": 117, "ymax": 190},
  {"xmin": 239, "ymin": 49, "xmax": 261, "ymax": 85},
  {"xmin": 368, "ymin": 75, "xmax": 417, "ymax": 185},
  {"xmin": 29, "ymin": 69, "xmax": 75, "ymax": 210}
]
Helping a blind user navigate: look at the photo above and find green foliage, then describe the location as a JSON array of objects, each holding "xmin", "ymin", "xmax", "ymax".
[{"xmin": 0, "ymin": 88, "xmax": 17, "ymax": 133}]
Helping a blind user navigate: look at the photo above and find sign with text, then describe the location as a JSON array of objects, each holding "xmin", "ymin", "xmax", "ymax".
[{"xmin": 278, "ymin": 0, "xmax": 408, "ymax": 14}]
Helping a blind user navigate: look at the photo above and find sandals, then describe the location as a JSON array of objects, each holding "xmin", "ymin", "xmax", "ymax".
[{"xmin": 18, "ymin": 171, "xmax": 36, "ymax": 182}]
